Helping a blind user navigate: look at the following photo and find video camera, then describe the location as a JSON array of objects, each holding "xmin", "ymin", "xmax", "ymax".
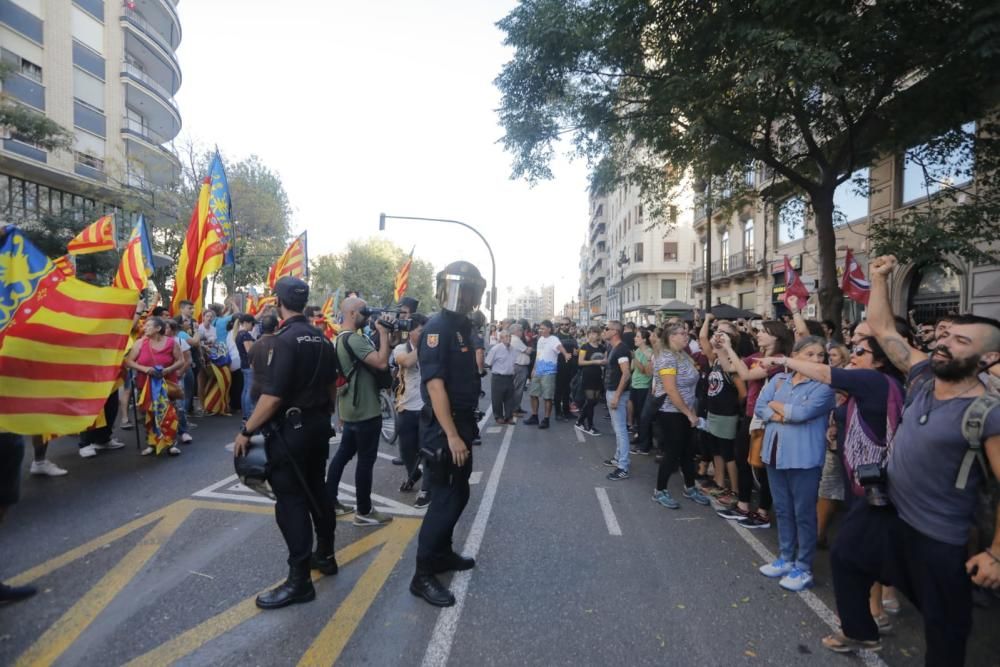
[{"xmin": 365, "ymin": 307, "xmax": 414, "ymax": 333}]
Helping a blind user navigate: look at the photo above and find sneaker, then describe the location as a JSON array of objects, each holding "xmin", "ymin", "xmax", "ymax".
[
  {"xmin": 606, "ymin": 468, "xmax": 630, "ymax": 481},
  {"xmin": 30, "ymin": 460, "xmax": 68, "ymax": 476},
  {"xmin": 698, "ymin": 478, "xmax": 721, "ymax": 492},
  {"xmin": 78, "ymin": 445, "xmax": 98, "ymax": 459},
  {"xmin": 632, "ymin": 448, "xmax": 650, "ymax": 456},
  {"xmin": 353, "ymin": 509, "xmax": 393, "ymax": 526},
  {"xmin": 413, "ymin": 492, "xmax": 431, "ymax": 510},
  {"xmin": 652, "ymin": 490, "xmax": 680, "ymax": 509},
  {"xmin": 682, "ymin": 486, "xmax": 710, "ymax": 506},
  {"xmin": 538, "ymin": 418, "xmax": 550, "ymax": 430},
  {"xmin": 602, "ymin": 458, "xmax": 619, "ymax": 468},
  {"xmin": 714, "ymin": 491, "xmax": 738, "ymax": 509},
  {"xmin": 524, "ymin": 415, "xmax": 539, "ymax": 425},
  {"xmin": 140, "ymin": 447, "xmax": 154, "ymax": 456},
  {"xmin": 0, "ymin": 582, "xmax": 37, "ymax": 604},
  {"xmin": 779, "ymin": 568, "xmax": 814, "ymax": 591},
  {"xmin": 120, "ymin": 421, "xmax": 133, "ymax": 430},
  {"xmin": 180, "ymin": 433, "xmax": 193, "ymax": 444},
  {"xmin": 716, "ymin": 506, "xmax": 752, "ymax": 521},
  {"xmin": 574, "ymin": 423, "xmax": 588, "ymax": 435},
  {"xmin": 629, "ymin": 446, "xmax": 641, "ymax": 454},
  {"xmin": 585, "ymin": 427, "xmax": 601, "ymax": 436},
  {"xmin": 333, "ymin": 501, "xmax": 355, "ymax": 516},
  {"xmin": 737, "ymin": 512, "xmax": 771, "ymax": 529},
  {"xmin": 94, "ymin": 438, "xmax": 125, "ymax": 451},
  {"xmin": 759, "ymin": 558, "xmax": 794, "ymax": 578}
]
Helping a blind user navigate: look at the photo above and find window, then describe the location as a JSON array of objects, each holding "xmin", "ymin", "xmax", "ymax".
[
  {"xmin": 19, "ymin": 57, "xmax": 42, "ymax": 83},
  {"xmin": 720, "ymin": 230, "xmax": 730, "ymax": 271},
  {"xmin": 637, "ymin": 282, "xmax": 640, "ymax": 300},
  {"xmin": 744, "ymin": 163, "xmax": 756, "ymax": 187},
  {"xmin": 833, "ymin": 168, "xmax": 870, "ymax": 225},
  {"xmin": 777, "ymin": 197, "xmax": 806, "ymax": 245},
  {"xmin": 660, "ymin": 279, "xmax": 677, "ymax": 299},
  {"xmin": 75, "ymin": 152, "xmax": 105, "ymax": 171},
  {"xmin": 743, "ymin": 219, "xmax": 754, "ymax": 253},
  {"xmin": 902, "ymin": 122, "xmax": 975, "ymax": 204},
  {"xmin": 701, "ymin": 242, "xmax": 707, "ymax": 268},
  {"xmin": 663, "ymin": 241, "xmax": 678, "ymax": 261},
  {"xmin": 634, "ymin": 242, "xmax": 643, "ymax": 262}
]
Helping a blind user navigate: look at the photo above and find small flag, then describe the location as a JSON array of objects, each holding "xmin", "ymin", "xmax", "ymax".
[
  {"xmin": 393, "ymin": 247, "xmax": 414, "ymax": 303},
  {"xmin": 67, "ymin": 215, "xmax": 116, "ymax": 255},
  {"xmin": 267, "ymin": 232, "xmax": 308, "ymax": 289},
  {"xmin": 841, "ymin": 249, "xmax": 871, "ymax": 305},
  {"xmin": 112, "ymin": 215, "xmax": 155, "ymax": 291},
  {"xmin": 782, "ymin": 255, "xmax": 811, "ymax": 311},
  {"xmin": 208, "ymin": 151, "xmax": 235, "ymax": 265}
]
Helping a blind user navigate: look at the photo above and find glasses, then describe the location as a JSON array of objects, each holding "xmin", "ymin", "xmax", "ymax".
[{"xmin": 851, "ymin": 346, "xmax": 871, "ymax": 357}]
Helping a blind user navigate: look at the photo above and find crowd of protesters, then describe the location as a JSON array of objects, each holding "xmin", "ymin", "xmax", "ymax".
[{"xmin": 481, "ymin": 255, "xmax": 1000, "ymax": 664}]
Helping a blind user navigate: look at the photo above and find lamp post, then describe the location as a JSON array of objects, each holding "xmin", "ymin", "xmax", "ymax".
[
  {"xmin": 616, "ymin": 249, "xmax": 630, "ymax": 322},
  {"xmin": 379, "ymin": 213, "xmax": 498, "ymax": 324}
]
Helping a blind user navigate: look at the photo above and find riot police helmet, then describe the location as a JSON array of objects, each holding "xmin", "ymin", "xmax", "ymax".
[
  {"xmin": 436, "ymin": 261, "xmax": 486, "ymax": 315},
  {"xmin": 233, "ymin": 434, "xmax": 275, "ymax": 500}
]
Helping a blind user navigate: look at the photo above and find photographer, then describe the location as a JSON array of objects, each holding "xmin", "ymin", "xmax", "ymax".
[
  {"xmin": 822, "ymin": 255, "xmax": 1000, "ymax": 663},
  {"xmin": 325, "ymin": 297, "xmax": 393, "ymax": 526}
]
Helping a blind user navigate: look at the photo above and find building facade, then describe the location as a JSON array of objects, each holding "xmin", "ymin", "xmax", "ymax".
[
  {"xmin": 691, "ymin": 121, "xmax": 1000, "ymax": 323},
  {"xmin": 583, "ymin": 194, "xmax": 609, "ymax": 321},
  {"xmin": 1, "ymin": 0, "xmax": 182, "ymax": 231}
]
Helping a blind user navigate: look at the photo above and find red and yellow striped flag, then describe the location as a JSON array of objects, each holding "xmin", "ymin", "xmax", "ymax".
[
  {"xmin": 170, "ymin": 177, "xmax": 226, "ymax": 318},
  {"xmin": 112, "ymin": 215, "xmax": 154, "ymax": 291},
  {"xmin": 267, "ymin": 231, "xmax": 307, "ymax": 289},
  {"xmin": 67, "ymin": 215, "xmax": 116, "ymax": 255},
  {"xmin": 393, "ymin": 247, "xmax": 414, "ymax": 302},
  {"xmin": 0, "ymin": 226, "xmax": 137, "ymax": 435}
]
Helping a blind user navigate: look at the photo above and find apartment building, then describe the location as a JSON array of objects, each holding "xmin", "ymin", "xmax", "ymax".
[
  {"xmin": 691, "ymin": 120, "xmax": 1000, "ymax": 323},
  {"xmin": 583, "ymin": 193, "xmax": 610, "ymax": 320},
  {"xmin": 1, "ymin": 0, "xmax": 182, "ymax": 230},
  {"xmin": 506, "ymin": 284, "xmax": 556, "ymax": 323}
]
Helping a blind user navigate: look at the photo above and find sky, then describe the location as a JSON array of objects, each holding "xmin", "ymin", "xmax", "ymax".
[{"xmin": 173, "ymin": 0, "xmax": 591, "ymax": 317}]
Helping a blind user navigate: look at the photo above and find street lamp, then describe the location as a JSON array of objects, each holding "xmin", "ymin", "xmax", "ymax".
[
  {"xmin": 378, "ymin": 213, "xmax": 498, "ymax": 324},
  {"xmin": 617, "ymin": 249, "xmax": 630, "ymax": 322}
]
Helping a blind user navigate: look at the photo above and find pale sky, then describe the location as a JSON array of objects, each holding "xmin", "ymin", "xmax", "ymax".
[{"xmin": 174, "ymin": 0, "xmax": 590, "ymax": 316}]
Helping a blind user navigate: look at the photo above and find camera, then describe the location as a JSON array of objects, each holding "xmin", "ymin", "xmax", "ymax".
[{"xmin": 856, "ymin": 463, "xmax": 891, "ymax": 507}]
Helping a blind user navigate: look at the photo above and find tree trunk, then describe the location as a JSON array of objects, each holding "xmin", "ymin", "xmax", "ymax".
[{"xmin": 810, "ymin": 193, "xmax": 844, "ymax": 326}]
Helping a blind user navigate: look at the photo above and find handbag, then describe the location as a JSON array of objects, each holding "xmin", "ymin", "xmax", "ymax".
[
  {"xmin": 748, "ymin": 376, "xmax": 785, "ymax": 468},
  {"xmin": 165, "ymin": 380, "xmax": 184, "ymax": 401}
]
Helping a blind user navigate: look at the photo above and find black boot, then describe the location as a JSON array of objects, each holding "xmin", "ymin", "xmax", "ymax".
[
  {"xmin": 256, "ymin": 565, "xmax": 315, "ymax": 609},
  {"xmin": 0, "ymin": 582, "xmax": 37, "ymax": 605},
  {"xmin": 310, "ymin": 550, "xmax": 339, "ymax": 576},
  {"xmin": 432, "ymin": 553, "xmax": 476, "ymax": 574},
  {"xmin": 410, "ymin": 573, "xmax": 456, "ymax": 607}
]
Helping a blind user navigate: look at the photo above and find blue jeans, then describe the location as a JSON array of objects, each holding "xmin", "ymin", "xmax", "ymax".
[
  {"xmin": 175, "ymin": 399, "xmax": 188, "ymax": 434},
  {"xmin": 325, "ymin": 416, "xmax": 382, "ymax": 515},
  {"xmin": 240, "ymin": 368, "xmax": 254, "ymax": 421},
  {"xmin": 767, "ymin": 465, "xmax": 822, "ymax": 572},
  {"xmin": 606, "ymin": 390, "xmax": 630, "ymax": 471}
]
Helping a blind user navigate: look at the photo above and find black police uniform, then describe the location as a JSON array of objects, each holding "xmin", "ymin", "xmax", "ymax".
[
  {"xmin": 415, "ymin": 309, "xmax": 479, "ymax": 575},
  {"xmin": 259, "ymin": 314, "xmax": 337, "ymax": 571}
]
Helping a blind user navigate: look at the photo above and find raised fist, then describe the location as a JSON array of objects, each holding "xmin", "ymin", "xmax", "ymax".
[{"xmin": 870, "ymin": 255, "xmax": 897, "ymax": 277}]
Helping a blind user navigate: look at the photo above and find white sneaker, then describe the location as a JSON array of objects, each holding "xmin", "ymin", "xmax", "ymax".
[
  {"xmin": 30, "ymin": 460, "xmax": 68, "ymax": 476},
  {"xmin": 180, "ymin": 433, "xmax": 193, "ymax": 444},
  {"xmin": 94, "ymin": 438, "xmax": 125, "ymax": 451},
  {"xmin": 79, "ymin": 445, "xmax": 98, "ymax": 459},
  {"xmin": 140, "ymin": 446, "xmax": 154, "ymax": 456}
]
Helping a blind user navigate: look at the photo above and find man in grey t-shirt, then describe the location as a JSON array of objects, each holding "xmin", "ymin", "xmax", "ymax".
[{"xmin": 825, "ymin": 255, "xmax": 1000, "ymax": 662}]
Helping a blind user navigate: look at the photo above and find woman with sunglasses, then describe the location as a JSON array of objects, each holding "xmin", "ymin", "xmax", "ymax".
[{"xmin": 759, "ymin": 336, "xmax": 905, "ymax": 628}]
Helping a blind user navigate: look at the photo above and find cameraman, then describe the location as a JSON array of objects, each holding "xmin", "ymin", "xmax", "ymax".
[
  {"xmin": 325, "ymin": 297, "xmax": 393, "ymax": 526},
  {"xmin": 822, "ymin": 256, "xmax": 1000, "ymax": 662}
]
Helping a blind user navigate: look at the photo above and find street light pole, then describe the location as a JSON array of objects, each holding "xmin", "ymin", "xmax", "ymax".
[
  {"xmin": 379, "ymin": 213, "xmax": 498, "ymax": 324},
  {"xmin": 617, "ymin": 249, "xmax": 630, "ymax": 322}
]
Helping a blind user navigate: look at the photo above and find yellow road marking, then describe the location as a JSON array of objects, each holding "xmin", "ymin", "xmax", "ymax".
[
  {"xmin": 298, "ymin": 518, "xmax": 421, "ymax": 667},
  {"xmin": 14, "ymin": 506, "xmax": 193, "ymax": 667},
  {"xmin": 124, "ymin": 518, "xmax": 421, "ymax": 667}
]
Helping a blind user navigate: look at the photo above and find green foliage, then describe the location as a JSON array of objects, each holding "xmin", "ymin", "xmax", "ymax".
[
  {"xmin": 309, "ymin": 253, "xmax": 342, "ymax": 298},
  {"xmin": 0, "ymin": 63, "xmax": 73, "ymax": 151},
  {"xmin": 496, "ymin": 0, "xmax": 1000, "ymax": 320}
]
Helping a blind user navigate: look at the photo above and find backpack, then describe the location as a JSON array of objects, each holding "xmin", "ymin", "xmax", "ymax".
[
  {"xmin": 334, "ymin": 332, "xmax": 392, "ymax": 408},
  {"xmin": 905, "ymin": 371, "xmax": 999, "ymax": 546}
]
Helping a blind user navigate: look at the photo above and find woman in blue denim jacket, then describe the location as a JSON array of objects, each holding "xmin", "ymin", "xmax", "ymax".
[{"xmin": 753, "ymin": 336, "xmax": 836, "ymax": 592}]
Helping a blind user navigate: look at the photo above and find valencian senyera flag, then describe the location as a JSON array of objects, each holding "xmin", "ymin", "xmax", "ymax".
[
  {"xmin": 316, "ymin": 290, "xmax": 340, "ymax": 340},
  {"xmin": 0, "ymin": 226, "xmax": 137, "ymax": 435},
  {"xmin": 267, "ymin": 231, "xmax": 308, "ymax": 289},
  {"xmin": 138, "ymin": 369, "xmax": 179, "ymax": 454},
  {"xmin": 394, "ymin": 246, "xmax": 414, "ymax": 302},
  {"xmin": 208, "ymin": 151, "xmax": 235, "ymax": 265},
  {"xmin": 246, "ymin": 287, "xmax": 277, "ymax": 317},
  {"xmin": 170, "ymin": 176, "xmax": 226, "ymax": 318},
  {"xmin": 67, "ymin": 214, "xmax": 116, "ymax": 255},
  {"xmin": 113, "ymin": 215, "xmax": 155, "ymax": 291}
]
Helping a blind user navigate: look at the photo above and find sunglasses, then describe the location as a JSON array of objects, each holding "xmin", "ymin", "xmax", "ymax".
[{"xmin": 851, "ymin": 346, "xmax": 871, "ymax": 357}]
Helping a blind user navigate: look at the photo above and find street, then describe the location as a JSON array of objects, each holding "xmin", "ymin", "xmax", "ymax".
[{"xmin": 2, "ymin": 396, "xmax": 998, "ymax": 667}]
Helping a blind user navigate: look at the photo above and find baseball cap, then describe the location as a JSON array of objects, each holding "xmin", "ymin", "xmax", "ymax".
[{"xmin": 274, "ymin": 276, "xmax": 309, "ymax": 312}]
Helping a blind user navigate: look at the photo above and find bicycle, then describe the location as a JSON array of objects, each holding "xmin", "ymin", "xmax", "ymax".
[{"xmin": 379, "ymin": 388, "xmax": 399, "ymax": 444}]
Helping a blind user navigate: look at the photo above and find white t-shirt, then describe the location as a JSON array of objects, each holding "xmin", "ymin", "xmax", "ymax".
[
  {"xmin": 392, "ymin": 342, "xmax": 424, "ymax": 412},
  {"xmin": 533, "ymin": 334, "xmax": 563, "ymax": 376}
]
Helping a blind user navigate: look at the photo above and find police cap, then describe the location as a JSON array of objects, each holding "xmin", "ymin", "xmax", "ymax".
[{"xmin": 274, "ymin": 276, "xmax": 309, "ymax": 312}]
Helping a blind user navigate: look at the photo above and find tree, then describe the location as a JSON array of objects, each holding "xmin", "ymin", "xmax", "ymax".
[
  {"xmin": 309, "ymin": 253, "xmax": 342, "ymax": 299},
  {"xmin": 496, "ymin": 0, "xmax": 1000, "ymax": 323}
]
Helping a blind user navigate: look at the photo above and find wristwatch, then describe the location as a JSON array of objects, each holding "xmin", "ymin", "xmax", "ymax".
[{"xmin": 240, "ymin": 428, "xmax": 252, "ymax": 438}]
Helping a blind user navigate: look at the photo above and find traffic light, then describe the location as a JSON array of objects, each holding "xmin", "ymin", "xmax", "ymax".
[{"xmin": 379, "ymin": 213, "xmax": 386, "ymax": 231}]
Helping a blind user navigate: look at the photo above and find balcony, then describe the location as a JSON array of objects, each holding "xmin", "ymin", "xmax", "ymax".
[
  {"xmin": 122, "ymin": 62, "xmax": 181, "ymax": 134},
  {"xmin": 589, "ymin": 221, "xmax": 607, "ymax": 244},
  {"xmin": 710, "ymin": 260, "xmax": 726, "ymax": 283},
  {"xmin": 121, "ymin": 7, "xmax": 181, "ymax": 82},
  {"xmin": 692, "ymin": 267, "xmax": 705, "ymax": 287},
  {"xmin": 726, "ymin": 248, "xmax": 759, "ymax": 278},
  {"xmin": 121, "ymin": 117, "xmax": 181, "ymax": 187},
  {"xmin": 1, "ymin": 72, "xmax": 45, "ymax": 110}
]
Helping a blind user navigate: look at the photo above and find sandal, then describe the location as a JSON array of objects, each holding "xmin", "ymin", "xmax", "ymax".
[
  {"xmin": 168, "ymin": 446, "xmax": 181, "ymax": 456},
  {"xmin": 882, "ymin": 596, "xmax": 901, "ymax": 615},
  {"xmin": 874, "ymin": 612, "xmax": 893, "ymax": 633},
  {"xmin": 821, "ymin": 634, "xmax": 881, "ymax": 654}
]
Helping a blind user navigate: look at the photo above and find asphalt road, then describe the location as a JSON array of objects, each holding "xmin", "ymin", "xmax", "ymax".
[{"xmin": 1, "ymin": 396, "xmax": 999, "ymax": 666}]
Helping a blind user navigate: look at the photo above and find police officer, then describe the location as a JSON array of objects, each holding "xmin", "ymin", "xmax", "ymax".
[
  {"xmin": 410, "ymin": 261, "xmax": 486, "ymax": 607},
  {"xmin": 233, "ymin": 277, "xmax": 338, "ymax": 610}
]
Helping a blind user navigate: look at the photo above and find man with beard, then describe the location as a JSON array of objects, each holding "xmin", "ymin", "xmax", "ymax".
[{"xmin": 824, "ymin": 255, "xmax": 1000, "ymax": 662}]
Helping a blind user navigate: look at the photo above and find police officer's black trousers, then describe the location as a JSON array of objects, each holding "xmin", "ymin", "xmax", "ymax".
[
  {"xmin": 831, "ymin": 503, "xmax": 973, "ymax": 666},
  {"xmin": 80, "ymin": 391, "xmax": 120, "ymax": 446},
  {"xmin": 267, "ymin": 414, "xmax": 334, "ymax": 568},
  {"xmin": 416, "ymin": 415, "xmax": 475, "ymax": 575},
  {"xmin": 554, "ymin": 366, "xmax": 573, "ymax": 416}
]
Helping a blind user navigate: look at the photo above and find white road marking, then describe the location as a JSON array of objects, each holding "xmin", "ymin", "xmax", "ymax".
[
  {"xmin": 574, "ymin": 426, "xmax": 585, "ymax": 443},
  {"xmin": 594, "ymin": 487, "xmax": 623, "ymax": 536},
  {"xmin": 376, "ymin": 451, "xmax": 398, "ymax": 462},
  {"xmin": 725, "ymin": 521, "xmax": 889, "ymax": 667},
  {"xmin": 421, "ymin": 424, "xmax": 514, "ymax": 667},
  {"xmin": 469, "ymin": 471, "xmax": 482, "ymax": 485},
  {"xmin": 485, "ymin": 426, "xmax": 502, "ymax": 434}
]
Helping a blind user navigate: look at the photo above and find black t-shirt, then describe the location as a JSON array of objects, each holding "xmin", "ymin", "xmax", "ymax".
[
  {"xmin": 705, "ymin": 359, "xmax": 740, "ymax": 416},
  {"xmin": 579, "ymin": 342, "xmax": 605, "ymax": 389},
  {"xmin": 236, "ymin": 330, "xmax": 253, "ymax": 369},
  {"xmin": 419, "ymin": 310, "xmax": 480, "ymax": 411},
  {"xmin": 605, "ymin": 341, "xmax": 632, "ymax": 391},
  {"xmin": 259, "ymin": 315, "xmax": 336, "ymax": 411},
  {"xmin": 557, "ymin": 334, "xmax": 578, "ymax": 370}
]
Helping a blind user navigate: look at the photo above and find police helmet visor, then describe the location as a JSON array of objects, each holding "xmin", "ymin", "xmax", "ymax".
[{"xmin": 439, "ymin": 274, "xmax": 484, "ymax": 313}]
